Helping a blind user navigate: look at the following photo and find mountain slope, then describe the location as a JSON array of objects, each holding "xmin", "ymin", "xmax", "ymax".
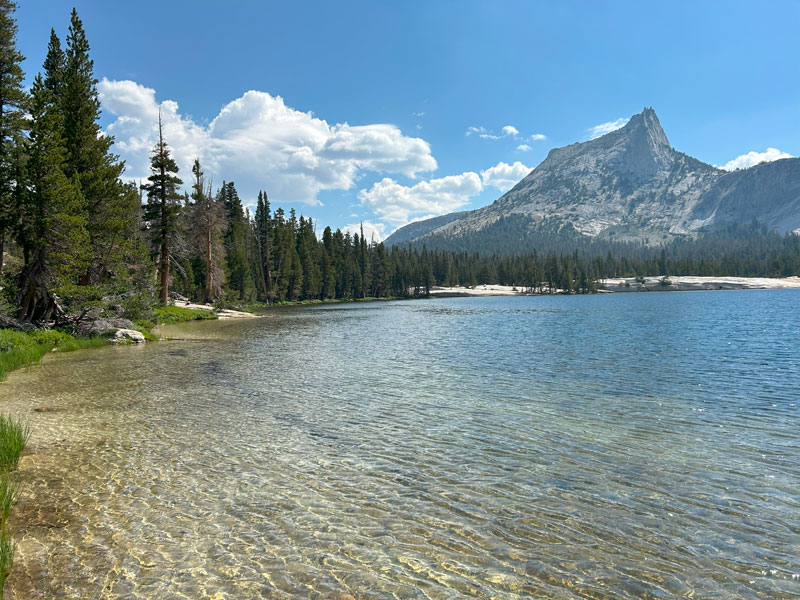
[{"xmin": 385, "ymin": 108, "xmax": 800, "ymax": 250}]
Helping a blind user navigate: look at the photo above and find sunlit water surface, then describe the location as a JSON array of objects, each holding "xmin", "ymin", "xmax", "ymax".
[{"xmin": 1, "ymin": 291, "xmax": 799, "ymax": 599}]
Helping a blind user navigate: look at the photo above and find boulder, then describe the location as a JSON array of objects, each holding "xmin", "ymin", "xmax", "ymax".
[
  {"xmin": 75, "ymin": 317, "xmax": 136, "ymax": 337},
  {"xmin": 0, "ymin": 313, "xmax": 35, "ymax": 332},
  {"xmin": 111, "ymin": 329, "xmax": 145, "ymax": 344}
]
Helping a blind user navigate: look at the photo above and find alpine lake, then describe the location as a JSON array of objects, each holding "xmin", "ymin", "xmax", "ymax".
[{"xmin": 1, "ymin": 290, "xmax": 798, "ymax": 599}]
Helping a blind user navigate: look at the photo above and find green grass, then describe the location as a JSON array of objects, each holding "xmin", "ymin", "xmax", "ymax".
[
  {"xmin": 0, "ymin": 528, "xmax": 12, "ymax": 599},
  {"xmin": 0, "ymin": 478, "xmax": 18, "ymax": 525},
  {"xmin": 0, "ymin": 329, "xmax": 108, "ymax": 381},
  {"xmin": 131, "ymin": 305, "xmax": 219, "ymax": 341},
  {"xmin": 151, "ymin": 305, "xmax": 218, "ymax": 325},
  {"xmin": 254, "ymin": 296, "xmax": 410, "ymax": 309},
  {"xmin": 0, "ymin": 417, "xmax": 29, "ymax": 473},
  {"xmin": 0, "ymin": 416, "xmax": 28, "ymax": 600}
]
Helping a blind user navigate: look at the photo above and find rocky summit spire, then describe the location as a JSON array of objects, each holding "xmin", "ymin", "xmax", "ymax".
[
  {"xmin": 607, "ymin": 107, "xmax": 674, "ymax": 178},
  {"xmin": 625, "ymin": 107, "xmax": 670, "ymax": 150}
]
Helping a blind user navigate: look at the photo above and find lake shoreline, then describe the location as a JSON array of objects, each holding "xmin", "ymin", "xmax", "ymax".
[
  {"xmin": 428, "ymin": 276, "xmax": 800, "ymax": 297},
  {"xmin": 4, "ymin": 276, "xmax": 798, "ymax": 378}
]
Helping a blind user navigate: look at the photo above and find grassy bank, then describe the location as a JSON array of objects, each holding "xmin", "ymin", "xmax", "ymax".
[
  {"xmin": 0, "ymin": 306, "xmax": 218, "ymax": 381},
  {"xmin": 152, "ymin": 305, "xmax": 218, "ymax": 324},
  {"xmin": 0, "ymin": 330, "xmax": 107, "ymax": 382},
  {"xmin": 134, "ymin": 305, "xmax": 218, "ymax": 333}
]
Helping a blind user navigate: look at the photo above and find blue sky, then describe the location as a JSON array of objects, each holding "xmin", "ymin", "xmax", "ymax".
[{"xmin": 15, "ymin": 0, "xmax": 799, "ymax": 239}]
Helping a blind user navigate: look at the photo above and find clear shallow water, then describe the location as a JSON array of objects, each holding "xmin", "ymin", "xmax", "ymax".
[{"xmin": 1, "ymin": 290, "xmax": 799, "ymax": 599}]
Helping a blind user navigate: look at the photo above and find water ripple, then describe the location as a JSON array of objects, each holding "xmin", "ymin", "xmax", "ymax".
[{"xmin": 1, "ymin": 290, "xmax": 799, "ymax": 599}]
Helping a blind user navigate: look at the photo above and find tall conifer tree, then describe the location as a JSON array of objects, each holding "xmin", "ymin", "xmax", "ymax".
[
  {"xmin": 254, "ymin": 190, "xmax": 272, "ymax": 301},
  {"xmin": 0, "ymin": 0, "xmax": 27, "ymax": 274},
  {"xmin": 187, "ymin": 159, "xmax": 226, "ymax": 302},
  {"xmin": 141, "ymin": 116, "xmax": 183, "ymax": 304},
  {"xmin": 60, "ymin": 9, "xmax": 129, "ymax": 283},
  {"xmin": 17, "ymin": 75, "xmax": 87, "ymax": 321},
  {"xmin": 222, "ymin": 181, "xmax": 255, "ymax": 301}
]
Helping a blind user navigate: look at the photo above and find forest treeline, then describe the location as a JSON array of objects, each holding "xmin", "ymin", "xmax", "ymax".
[{"xmin": 0, "ymin": 5, "xmax": 798, "ymax": 326}]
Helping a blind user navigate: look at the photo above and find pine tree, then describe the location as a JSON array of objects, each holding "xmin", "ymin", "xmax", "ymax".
[
  {"xmin": 17, "ymin": 75, "xmax": 87, "ymax": 321},
  {"xmin": 141, "ymin": 115, "xmax": 183, "ymax": 304},
  {"xmin": 299, "ymin": 217, "xmax": 320, "ymax": 299},
  {"xmin": 221, "ymin": 181, "xmax": 255, "ymax": 302},
  {"xmin": 42, "ymin": 28, "xmax": 64, "ymax": 96},
  {"xmin": 60, "ymin": 9, "xmax": 128, "ymax": 283},
  {"xmin": 320, "ymin": 226, "xmax": 336, "ymax": 299},
  {"xmin": 187, "ymin": 159, "xmax": 226, "ymax": 302},
  {"xmin": 253, "ymin": 190, "xmax": 272, "ymax": 302},
  {"xmin": 0, "ymin": 0, "xmax": 27, "ymax": 275}
]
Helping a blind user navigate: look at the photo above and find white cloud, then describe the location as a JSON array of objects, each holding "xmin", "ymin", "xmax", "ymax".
[
  {"xmin": 99, "ymin": 78, "xmax": 437, "ymax": 206},
  {"xmin": 343, "ymin": 220, "xmax": 387, "ymax": 242},
  {"xmin": 530, "ymin": 133, "xmax": 546, "ymax": 141},
  {"xmin": 466, "ymin": 125, "xmax": 498, "ymax": 139},
  {"xmin": 517, "ymin": 144, "xmax": 532, "ymax": 152},
  {"xmin": 719, "ymin": 147, "xmax": 794, "ymax": 171},
  {"xmin": 480, "ymin": 161, "xmax": 532, "ymax": 190},
  {"xmin": 358, "ymin": 172, "xmax": 483, "ymax": 226},
  {"xmin": 358, "ymin": 160, "xmax": 532, "ymax": 229},
  {"xmin": 586, "ymin": 117, "xmax": 627, "ymax": 140},
  {"xmin": 466, "ymin": 124, "xmax": 520, "ymax": 140},
  {"xmin": 412, "ymin": 111, "xmax": 425, "ymax": 117}
]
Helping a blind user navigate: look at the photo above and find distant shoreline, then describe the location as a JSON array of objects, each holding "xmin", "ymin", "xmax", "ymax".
[{"xmin": 428, "ymin": 276, "xmax": 800, "ymax": 297}]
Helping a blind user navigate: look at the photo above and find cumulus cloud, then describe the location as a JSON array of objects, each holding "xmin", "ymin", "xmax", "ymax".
[
  {"xmin": 466, "ymin": 124, "xmax": 520, "ymax": 140},
  {"xmin": 98, "ymin": 78, "xmax": 437, "ymax": 206},
  {"xmin": 586, "ymin": 117, "xmax": 627, "ymax": 140},
  {"xmin": 530, "ymin": 133, "xmax": 546, "ymax": 141},
  {"xmin": 719, "ymin": 147, "xmax": 794, "ymax": 171},
  {"xmin": 480, "ymin": 161, "xmax": 532, "ymax": 190},
  {"xmin": 517, "ymin": 144, "xmax": 532, "ymax": 152},
  {"xmin": 358, "ymin": 172, "xmax": 483, "ymax": 226},
  {"xmin": 342, "ymin": 220, "xmax": 387, "ymax": 242},
  {"xmin": 358, "ymin": 161, "xmax": 531, "ymax": 229}
]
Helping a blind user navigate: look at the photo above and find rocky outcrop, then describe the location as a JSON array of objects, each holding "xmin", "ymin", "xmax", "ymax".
[
  {"xmin": 74, "ymin": 318, "xmax": 136, "ymax": 338},
  {"xmin": 0, "ymin": 314, "xmax": 36, "ymax": 332},
  {"xmin": 386, "ymin": 108, "xmax": 800, "ymax": 249}
]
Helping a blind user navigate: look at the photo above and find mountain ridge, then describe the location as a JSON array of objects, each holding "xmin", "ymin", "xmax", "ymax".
[{"xmin": 385, "ymin": 108, "xmax": 800, "ymax": 249}]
